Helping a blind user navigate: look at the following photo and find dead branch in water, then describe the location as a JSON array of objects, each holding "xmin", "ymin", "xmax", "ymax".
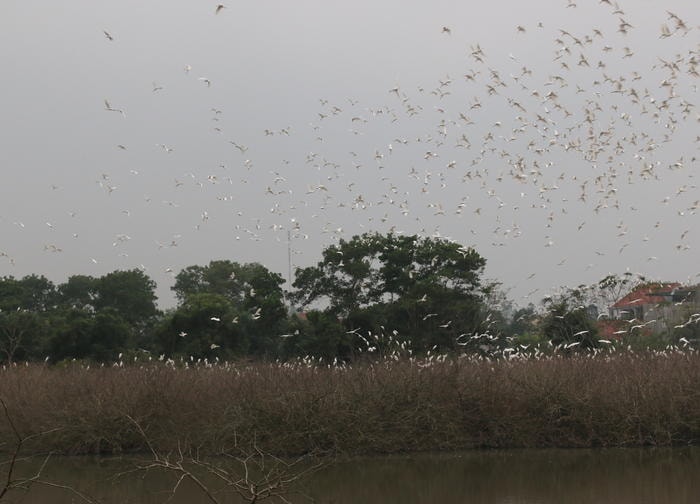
[
  {"xmin": 124, "ymin": 414, "xmax": 328, "ymax": 503},
  {"xmin": 0, "ymin": 397, "xmax": 99, "ymax": 503}
]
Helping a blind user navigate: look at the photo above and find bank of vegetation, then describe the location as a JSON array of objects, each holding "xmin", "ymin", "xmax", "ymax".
[
  {"xmin": 1, "ymin": 350, "xmax": 699, "ymax": 457},
  {"xmin": 1, "ymin": 233, "xmax": 696, "ymax": 368},
  {"xmin": 1, "ymin": 232, "xmax": 699, "ymax": 461}
]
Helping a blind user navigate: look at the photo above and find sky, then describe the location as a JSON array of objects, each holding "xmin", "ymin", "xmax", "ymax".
[{"xmin": 1, "ymin": 0, "xmax": 698, "ymax": 309}]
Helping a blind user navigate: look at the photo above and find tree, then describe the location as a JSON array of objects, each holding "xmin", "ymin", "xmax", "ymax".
[
  {"xmin": 172, "ymin": 261, "xmax": 287, "ymax": 357},
  {"xmin": 0, "ymin": 397, "xmax": 99, "ymax": 503},
  {"xmin": 281, "ymin": 311, "xmax": 351, "ymax": 361},
  {"xmin": 153, "ymin": 293, "xmax": 249, "ymax": 359},
  {"xmin": 56, "ymin": 275, "xmax": 98, "ymax": 311},
  {"xmin": 45, "ymin": 308, "xmax": 95, "ymax": 362},
  {"xmin": 0, "ymin": 275, "xmax": 56, "ymax": 312},
  {"xmin": 506, "ymin": 304, "xmax": 540, "ymax": 340},
  {"xmin": 293, "ymin": 233, "xmax": 485, "ymax": 312},
  {"xmin": 541, "ymin": 289, "xmax": 599, "ymax": 350},
  {"xmin": 49, "ymin": 270, "xmax": 159, "ymax": 360},
  {"xmin": 94, "ymin": 269, "xmax": 159, "ymax": 329},
  {"xmin": 54, "ymin": 270, "xmax": 159, "ymax": 352},
  {"xmin": 46, "ymin": 307, "xmax": 131, "ymax": 362},
  {"xmin": 173, "ymin": 261, "xmax": 283, "ymax": 305},
  {"xmin": 126, "ymin": 415, "xmax": 326, "ymax": 504},
  {"xmin": 0, "ymin": 310, "xmax": 47, "ymax": 363},
  {"xmin": 291, "ymin": 233, "xmax": 489, "ymax": 354},
  {"xmin": 593, "ymin": 272, "xmax": 646, "ymax": 316},
  {"xmin": 0, "ymin": 275, "xmax": 56, "ymax": 362}
]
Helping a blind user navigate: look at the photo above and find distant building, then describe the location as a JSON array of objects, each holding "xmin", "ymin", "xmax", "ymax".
[
  {"xmin": 607, "ymin": 282, "xmax": 700, "ymax": 335},
  {"xmin": 608, "ymin": 282, "xmax": 680, "ymax": 322}
]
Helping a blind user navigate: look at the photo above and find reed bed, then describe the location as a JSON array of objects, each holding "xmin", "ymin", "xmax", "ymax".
[{"xmin": 1, "ymin": 350, "xmax": 699, "ymax": 456}]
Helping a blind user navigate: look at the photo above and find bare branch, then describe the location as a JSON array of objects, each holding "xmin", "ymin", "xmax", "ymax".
[
  {"xmin": 0, "ymin": 397, "xmax": 100, "ymax": 503},
  {"xmin": 123, "ymin": 414, "xmax": 328, "ymax": 503}
]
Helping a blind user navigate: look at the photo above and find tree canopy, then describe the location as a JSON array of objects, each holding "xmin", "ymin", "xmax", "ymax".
[
  {"xmin": 158, "ymin": 260, "xmax": 288, "ymax": 358},
  {"xmin": 0, "ymin": 245, "xmax": 688, "ymax": 363},
  {"xmin": 292, "ymin": 233, "xmax": 485, "ymax": 312},
  {"xmin": 291, "ymin": 233, "xmax": 490, "ymax": 354}
]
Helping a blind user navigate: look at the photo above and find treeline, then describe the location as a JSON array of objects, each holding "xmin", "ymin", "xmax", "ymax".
[{"xmin": 0, "ymin": 232, "xmax": 614, "ymax": 364}]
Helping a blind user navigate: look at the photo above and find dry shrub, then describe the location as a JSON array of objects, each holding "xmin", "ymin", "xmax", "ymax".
[{"xmin": 0, "ymin": 351, "xmax": 699, "ymax": 456}]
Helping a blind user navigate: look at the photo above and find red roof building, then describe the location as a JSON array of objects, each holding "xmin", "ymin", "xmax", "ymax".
[{"xmin": 609, "ymin": 282, "xmax": 680, "ymax": 322}]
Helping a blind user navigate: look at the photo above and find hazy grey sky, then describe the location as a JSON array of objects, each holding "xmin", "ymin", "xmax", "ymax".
[{"xmin": 1, "ymin": 0, "xmax": 698, "ymax": 308}]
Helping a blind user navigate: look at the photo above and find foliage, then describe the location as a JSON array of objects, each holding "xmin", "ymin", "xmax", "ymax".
[
  {"xmin": 593, "ymin": 272, "xmax": 647, "ymax": 312},
  {"xmin": 46, "ymin": 308, "xmax": 132, "ymax": 363},
  {"xmin": 56, "ymin": 275, "xmax": 97, "ymax": 311},
  {"xmin": 293, "ymin": 233, "xmax": 484, "ymax": 310},
  {"xmin": 506, "ymin": 304, "xmax": 539, "ymax": 338},
  {"xmin": 541, "ymin": 289, "xmax": 599, "ymax": 350},
  {"xmin": 0, "ymin": 251, "xmax": 691, "ymax": 363},
  {"xmin": 0, "ymin": 275, "xmax": 56, "ymax": 312},
  {"xmin": 0, "ymin": 271, "xmax": 161, "ymax": 363},
  {"xmin": 93, "ymin": 269, "xmax": 159, "ymax": 329},
  {"xmin": 0, "ymin": 310, "xmax": 48, "ymax": 363},
  {"xmin": 291, "ymin": 233, "xmax": 489, "ymax": 354},
  {"xmin": 44, "ymin": 270, "xmax": 160, "ymax": 362},
  {"xmin": 281, "ymin": 310, "xmax": 351, "ymax": 361},
  {"xmin": 153, "ymin": 293, "xmax": 248, "ymax": 359},
  {"xmin": 167, "ymin": 261, "xmax": 288, "ymax": 358}
]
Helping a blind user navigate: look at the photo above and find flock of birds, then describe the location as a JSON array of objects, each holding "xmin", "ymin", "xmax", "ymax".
[{"xmin": 4, "ymin": 1, "xmax": 699, "ymax": 336}]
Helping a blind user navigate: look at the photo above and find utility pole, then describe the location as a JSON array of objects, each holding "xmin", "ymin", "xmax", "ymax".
[
  {"xmin": 287, "ymin": 230, "xmax": 292, "ymax": 287},
  {"xmin": 287, "ymin": 230, "xmax": 295, "ymax": 313}
]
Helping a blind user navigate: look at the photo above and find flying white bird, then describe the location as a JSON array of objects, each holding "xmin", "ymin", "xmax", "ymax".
[{"xmin": 104, "ymin": 99, "xmax": 125, "ymax": 117}]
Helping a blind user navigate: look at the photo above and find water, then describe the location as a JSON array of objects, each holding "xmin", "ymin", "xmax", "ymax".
[{"xmin": 12, "ymin": 447, "xmax": 700, "ymax": 503}]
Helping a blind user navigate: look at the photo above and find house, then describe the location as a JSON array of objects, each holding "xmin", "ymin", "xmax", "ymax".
[
  {"xmin": 607, "ymin": 282, "xmax": 700, "ymax": 335},
  {"xmin": 608, "ymin": 282, "xmax": 680, "ymax": 322}
]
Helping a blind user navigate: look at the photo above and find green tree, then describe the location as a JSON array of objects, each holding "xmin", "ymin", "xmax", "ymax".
[
  {"xmin": 541, "ymin": 289, "xmax": 599, "ymax": 350},
  {"xmin": 47, "ymin": 307, "xmax": 131, "ymax": 362},
  {"xmin": 56, "ymin": 275, "xmax": 98, "ymax": 310},
  {"xmin": 506, "ymin": 304, "xmax": 539, "ymax": 338},
  {"xmin": 50, "ymin": 270, "xmax": 159, "ymax": 360},
  {"xmin": 94, "ymin": 269, "xmax": 159, "ymax": 328},
  {"xmin": 280, "ymin": 310, "xmax": 350, "ymax": 361},
  {"xmin": 46, "ymin": 308, "xmax": 94, "ymax": 362},
  {"xmin": 292, "ymin": 233, "xmax": 485, "ymax": 311},
  {"xmin": 90, "ymin": 309, "xmax": 133, "ymax": 361},
  {"xmin": 0, "ymin": 310, "xmax": 48, "ymax": 363},
  {"xmin": 153, "ymin": 293, "xmax": 249, "ymax": 359},
  {"xmin": 0, "ymin": 275, "xmax": 56, "ymax": 312},
  {"xmin": 291, "ymin": 233, "xmax": 489, "ymax": 354},
  {"xmin": 172, "ymin": 261, "xmax": 287, "ymax": 357},
  {"xmin": 0, "ymin": 275, "xmax": 57, "ymax": 362}
]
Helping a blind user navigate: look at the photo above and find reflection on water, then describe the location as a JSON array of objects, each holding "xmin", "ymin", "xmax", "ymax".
[
  {"xmin": 12, "ymin": 447, "xmax": 700, "ymax": 503},
  {"xmin": 311, "ymin": 448, "xmax": 700, "ymax": 504}
]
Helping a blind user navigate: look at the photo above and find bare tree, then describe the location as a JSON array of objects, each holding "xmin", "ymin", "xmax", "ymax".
[
  {"xmin": 125, "ymin": 415, "xmax": 328, "ymax": 503},
  {"xmin": 0, "ymin": 397, "xmax": 99, "ymax": 502}
]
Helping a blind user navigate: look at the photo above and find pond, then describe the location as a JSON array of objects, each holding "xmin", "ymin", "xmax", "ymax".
[{"xmin": 12, "ymin": 447, "xmax": 700, "ymax": 503}]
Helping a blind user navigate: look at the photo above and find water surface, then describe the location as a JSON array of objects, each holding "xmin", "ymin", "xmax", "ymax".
[{"xmin": 14, "ymin": 447, "xmax": 700, "ymax": 503}]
